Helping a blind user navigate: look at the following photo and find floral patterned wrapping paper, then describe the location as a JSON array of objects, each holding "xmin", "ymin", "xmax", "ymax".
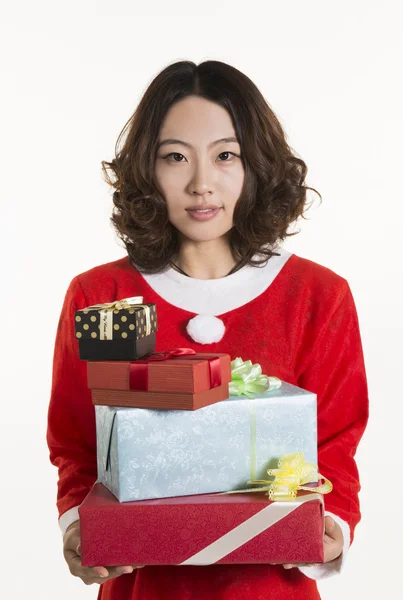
[
  {"xmin": 95, "ymin": 381, "xmax": 317, "ymax": 502},
  {"xmin": 79, "ymin": 483, "xmax": 325, "ymax": 566}
]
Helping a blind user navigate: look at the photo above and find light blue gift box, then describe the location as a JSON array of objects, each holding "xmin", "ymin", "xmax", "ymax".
[{"xmin": 95, "ymin": 381, "xmax": 317, "ymax": 502}]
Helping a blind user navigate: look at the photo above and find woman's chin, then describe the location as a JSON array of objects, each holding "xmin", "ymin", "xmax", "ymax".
[{"xmin": 175, "ymin": 225, "xmax": 233, "ymax": 244}]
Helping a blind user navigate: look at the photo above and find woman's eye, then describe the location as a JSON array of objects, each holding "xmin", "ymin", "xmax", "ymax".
[
  {"xmin": 163, "ymin": 151, "xmax": 239, "ymax": 162},
  {"xmin": 164, "ymin": 152, "xmax": 186, "ymax": 162},
  {"xmin": 218, "ymin": 151, "xmax": 237, "ymax": 161}
]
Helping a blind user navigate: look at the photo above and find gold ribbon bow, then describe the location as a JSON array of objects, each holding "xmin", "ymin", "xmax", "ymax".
[
  {"xmin": 77, "ymin": 296, "xmax": 152, "ymax": 340},
  {"xmin": 247, "ymin": 452, "xmax": 333, "ymax": 501}
]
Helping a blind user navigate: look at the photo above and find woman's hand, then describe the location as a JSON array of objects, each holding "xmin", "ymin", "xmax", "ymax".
[
  {"xmin": 63, "ymin": 520, "xmax": 144, "ymax": 585},
  {"xmin": 272, "ymin": 516, "xmax": 344, "ymax": 569}
]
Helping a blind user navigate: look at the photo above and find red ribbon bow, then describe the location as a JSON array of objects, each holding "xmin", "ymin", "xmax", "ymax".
[{"xmin": 129, "ymin": 348, "xmax": 222, "ymax": 391}]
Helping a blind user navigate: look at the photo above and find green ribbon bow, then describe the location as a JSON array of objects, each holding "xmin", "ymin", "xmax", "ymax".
[{"xmin": 229, "ymin": 357, "xmax": 281, "ymax": 399}]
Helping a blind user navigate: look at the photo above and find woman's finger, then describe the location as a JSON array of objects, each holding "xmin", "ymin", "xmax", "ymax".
[
  {"xmin": 69, "ymin": 559, "xmax": 138, "ymax": 583},
  {"xmin": 65, "ymin": 552, "xmax": 106, "ymax": 579},
  {"xmin": 65, "ymin": 549, "xmax": 117, "ymax": 579},
  {"xmin": 84, "ymin": 565, "xmax": 146, "ymax": 585},
  {"xmin": 282, "ymin": 562, "xmax": 321, "ymax": 569},
  {"xmin": 324, "ymin": 517, "xmax": 344, "ymax": 545},
  {"xmin": 65, "ymin": 543, "xmax": 144, "ymax": 583}
]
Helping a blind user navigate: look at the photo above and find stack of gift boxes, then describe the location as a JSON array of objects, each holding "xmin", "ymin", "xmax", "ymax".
[{"xmin": 74, "ymin": 298, "xmax": 328, "ymax": 567}]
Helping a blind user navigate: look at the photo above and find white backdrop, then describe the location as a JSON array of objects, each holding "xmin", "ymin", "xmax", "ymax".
[{"xmin": 1, "ymin": 1, "xmax": 402, "ymax": 598}]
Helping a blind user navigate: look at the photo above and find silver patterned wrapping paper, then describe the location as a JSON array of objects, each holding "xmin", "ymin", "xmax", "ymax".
[{"xmin": 95, "ymin": 381, "xmax": 317, "ymax": 502}]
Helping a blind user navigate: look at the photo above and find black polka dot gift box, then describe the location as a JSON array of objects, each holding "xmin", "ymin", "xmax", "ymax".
[{"xmin": 74, "ymin": 296, "xmax": 158, "ymax": 361}]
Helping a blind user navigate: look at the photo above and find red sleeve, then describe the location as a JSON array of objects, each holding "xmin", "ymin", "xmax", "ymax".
[
  {"xmin": 297, "ymin": 280, "xmax": 369, "ymax": 544},
  {"xmin": 46, "ymin": 276, "xmax": 97, "ymax": 518}
]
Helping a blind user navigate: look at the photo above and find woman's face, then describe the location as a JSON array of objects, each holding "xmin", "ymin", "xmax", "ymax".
[{"xmin": 154, "ymin": 96, "xmax": 245, "ymax": 243}]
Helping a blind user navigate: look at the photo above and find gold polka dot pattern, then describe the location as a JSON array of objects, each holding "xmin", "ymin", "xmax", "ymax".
[{"xmin": 74, "ymin": 303, "xmax": 158, "ymax": 340}]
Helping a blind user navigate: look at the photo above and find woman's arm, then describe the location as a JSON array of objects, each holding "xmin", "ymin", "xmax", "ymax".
[
  {"xmin": 295, "ymin": 280, "xmax": 369, "ymax": 579},
  {"xmin": 46, "ymin": 276, "xmax": 98, "ymax": 532}
]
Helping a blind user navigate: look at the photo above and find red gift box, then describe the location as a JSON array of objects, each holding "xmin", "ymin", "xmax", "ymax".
[
  {"xmin": 91, "ymin": 383, "xmax": 230, "ymax": 410},
  {"xmin": 79, "ymin": 483, "xmax": 324, "ymax": 566},
  {"xmin": 87, "ymin": 352, "xmax": 231, "ymax": 394}
]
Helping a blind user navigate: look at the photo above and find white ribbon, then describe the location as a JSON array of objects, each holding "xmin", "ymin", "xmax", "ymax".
[{"xmin": 179, "ymin": 493, "xmax": 322, "ymax": 565}]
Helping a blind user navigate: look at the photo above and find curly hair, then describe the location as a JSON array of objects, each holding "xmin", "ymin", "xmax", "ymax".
[{"xmin": 101, "ymin": 60, "xmax": 321, "ymax": 274}]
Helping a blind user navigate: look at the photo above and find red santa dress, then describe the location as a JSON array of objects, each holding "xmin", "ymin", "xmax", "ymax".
[{"xmin": 47, "ymin": 246, "xmax": 369, "ymax": 600}]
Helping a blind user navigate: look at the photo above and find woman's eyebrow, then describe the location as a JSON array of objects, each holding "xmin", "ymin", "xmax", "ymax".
[{"xmin": 157, "ymin": 136, "xmax": 239, "ymax": 149}]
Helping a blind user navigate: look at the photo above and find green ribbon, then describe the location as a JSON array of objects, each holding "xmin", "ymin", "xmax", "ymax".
[
  {"xmin": 229, "ymin": 358, "xmax": 281, "ymax": 399},
  {"xmin": 229, "ymin": 358, "xmax": 282, "ymax": 481}
]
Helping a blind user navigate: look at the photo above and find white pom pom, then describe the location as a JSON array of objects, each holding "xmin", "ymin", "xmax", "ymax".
[{"xmin": 186, "ymin": 314, "xmax": 226, "ymax": 345}]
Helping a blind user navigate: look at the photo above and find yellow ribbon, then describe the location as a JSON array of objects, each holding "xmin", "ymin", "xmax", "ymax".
[
  {"xmin": 77, "ymin": 296, "xmax": 152, "ymax": 340},
  {"xmin": 247, "ymin": 452, "xmax": 333, "ymax": 501}
]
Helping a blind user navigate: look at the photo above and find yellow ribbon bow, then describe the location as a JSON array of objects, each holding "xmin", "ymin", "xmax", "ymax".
[
  {"xmin": 77, "ymin": 296, "xmax": 152, "ymax": 339},
  {"xmin": 247, "ymin": 452, "xmax": 333, "ymax": 501}
]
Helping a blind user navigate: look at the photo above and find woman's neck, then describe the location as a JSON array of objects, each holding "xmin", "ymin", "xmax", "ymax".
[{"xmin": 173, "ymin": 236, "xmax": 238, "ymax": 280}]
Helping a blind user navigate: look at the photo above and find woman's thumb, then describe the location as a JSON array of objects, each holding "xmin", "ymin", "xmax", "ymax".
[
  {"xmin": 76, "ymin": 543, "xmax": 81, "ymax": 556},
  {"xmin": 325, "ymin": 516, "xmax": 335, "ymax": 534}
]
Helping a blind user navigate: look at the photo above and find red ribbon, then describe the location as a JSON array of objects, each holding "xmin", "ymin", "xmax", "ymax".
[{"xmin": 129, "ymin": 348, "xmax": 223, "ymax": 391}]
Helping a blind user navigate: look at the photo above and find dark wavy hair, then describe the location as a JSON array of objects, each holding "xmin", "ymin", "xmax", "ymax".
[{"xmin": 101, "ymin": 60, "xmax": 321, "ymax": 273}]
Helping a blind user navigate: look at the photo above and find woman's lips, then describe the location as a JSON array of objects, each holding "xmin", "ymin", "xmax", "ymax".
[{"xmin": 186, "ymin": 208, "xmax": 222, "ymax": 222}]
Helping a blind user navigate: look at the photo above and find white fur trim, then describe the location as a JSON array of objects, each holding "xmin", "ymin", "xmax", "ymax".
[
  {"xmin": 139, "ymin": 247, "xmax": 292, "ymax": 316},
  {"xmin": 59, "ymin": 505, "xmax": 80, "ymax": 537},
  {"xmin": 186, "ymin": 314, "xmax": 226, "ymax": 344}
]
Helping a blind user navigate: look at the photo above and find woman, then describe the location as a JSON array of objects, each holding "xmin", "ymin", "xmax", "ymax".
[{"xmin": 47, "ymin": 60, "xmax": 369, "ymax": 600}]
